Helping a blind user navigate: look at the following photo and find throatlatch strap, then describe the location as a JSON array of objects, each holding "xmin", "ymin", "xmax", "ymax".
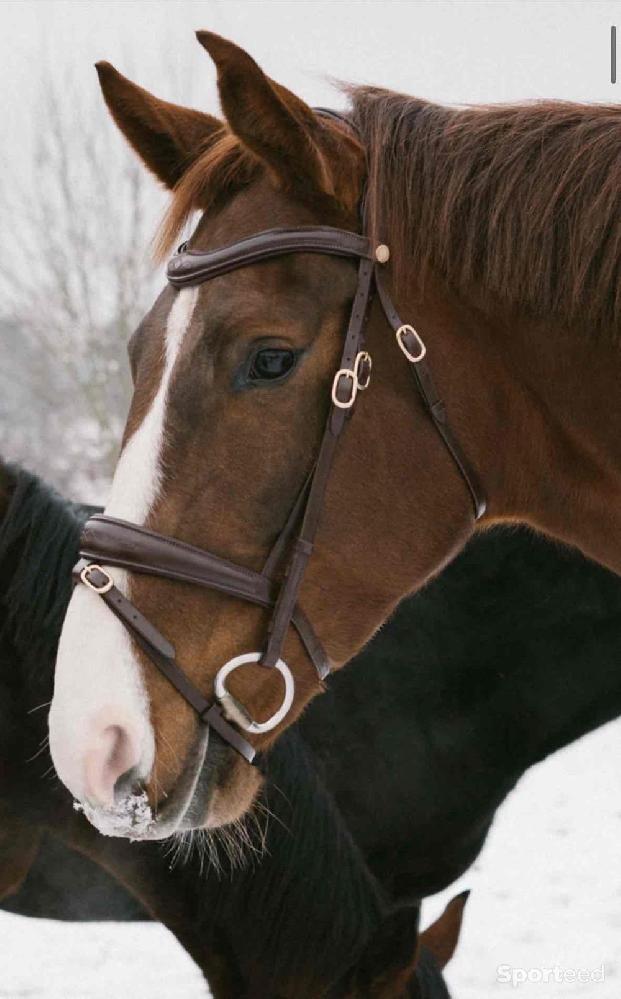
[{"xmin": 374, "ymin": 268, "xmax": 487, "ymax": 520}]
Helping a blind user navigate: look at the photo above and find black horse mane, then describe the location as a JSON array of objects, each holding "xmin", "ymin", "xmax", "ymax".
[
  {"xmin": 0, "ymin": 462, "xmax": 90, "ymax": 672},
  {"xmin": 206, "ymin": 727, "xmax": 389, "ymax": 995}
]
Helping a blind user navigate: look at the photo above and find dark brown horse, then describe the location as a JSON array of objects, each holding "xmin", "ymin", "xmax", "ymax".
[
  {"xmin": 49, "ymin": 31, "xmax": 621, "ymax": 840},
  {"xmin": 0, "ymin": 461, "xmax": 464, "ymax": 998}
]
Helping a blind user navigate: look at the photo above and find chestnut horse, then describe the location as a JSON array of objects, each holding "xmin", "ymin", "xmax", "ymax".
[{"xmin": 49, "ymin": 31, "xmax": 621, "ymax": 839}]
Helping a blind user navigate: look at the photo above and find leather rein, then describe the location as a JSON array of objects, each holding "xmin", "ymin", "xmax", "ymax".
[{"xmin": 73, "ymin": 113, "xmax": 486, "ymax": 766}]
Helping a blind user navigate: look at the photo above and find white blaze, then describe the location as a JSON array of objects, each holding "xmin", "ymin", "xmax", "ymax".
[
  {"xmin": 49, "ymin": 288, "xmax": 199, "ymax": 807},
  {"xmin": 106, "ymin": 287, "xmax": 199, "ymax": 522}
]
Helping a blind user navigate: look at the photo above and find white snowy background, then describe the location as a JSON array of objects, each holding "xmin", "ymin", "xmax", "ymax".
[{"xmin": 1, "ymin": 1, "xmax": 620, "ymax": 996}]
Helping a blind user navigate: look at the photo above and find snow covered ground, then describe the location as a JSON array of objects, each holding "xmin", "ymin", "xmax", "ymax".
[
  {"xmin": 0, "ymin": 719, "xmax": 618, "ymax": 998},
  {"xmin": 435, "ymin": 718, "xmax": 621, "ymax": 998}
]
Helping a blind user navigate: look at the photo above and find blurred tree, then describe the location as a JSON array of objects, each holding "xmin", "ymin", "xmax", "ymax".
[{"xmin": 0, "ymin": 71, "xmax": 169, "ymax": 503}]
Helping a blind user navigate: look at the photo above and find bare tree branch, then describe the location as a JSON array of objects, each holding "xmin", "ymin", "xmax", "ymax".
[{"xmin": 0, "ymin": 67, "xmax": 171, "ymax": 501}]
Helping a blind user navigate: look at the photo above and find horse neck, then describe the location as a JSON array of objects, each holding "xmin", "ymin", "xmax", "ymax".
[
  {"xmin": 505, "ymin": 329, "xmax": 621, "ymax": 573},
  {"xmin": 408, "ymin": 275, "xmax": 621, "ymax": 575}
]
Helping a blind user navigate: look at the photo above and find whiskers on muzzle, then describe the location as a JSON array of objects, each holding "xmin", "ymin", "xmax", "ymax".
[{"xmin": 163, "ymin": 793, "xmax": 275, "ymax": 874}]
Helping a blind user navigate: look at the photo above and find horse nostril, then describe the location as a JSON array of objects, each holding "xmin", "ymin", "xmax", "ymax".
[
  {"xmin": 83, "ymin": 723, "xmax": 142, "ymax": 810},
  {"xmin": 113, "ymin": 765, "xmax": 143, "ymax": 804}
]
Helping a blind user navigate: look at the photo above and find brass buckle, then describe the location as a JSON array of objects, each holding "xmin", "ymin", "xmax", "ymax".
[
  {"xmin": 331, "ymin": 351, "xmax": 373, "ymax": 409},
  {"xmin": 354, "ymin": 350, "xmax": 372, "ymax": 390},
  {"xmin": 331, "ymin": 368, "xmax": 358, "ymax": 409},
  {"xmin": 80, "ymin": 563, "xmax": 114, "ymax": 595},
  {"xmin": 396, "ymin": 324, "xmax": 427, "ymax": 363}
]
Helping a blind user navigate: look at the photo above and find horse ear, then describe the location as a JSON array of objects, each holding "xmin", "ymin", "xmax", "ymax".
[
  {"xmin": 95, "ymin": 62, "xmax": 222, "ymax": 189},
  {"xmin": 419, "ymin": 890, "xmax": 470, "ymax": 970},
  {"xmin": 195, "ymin": 31, "xmax": 336, "ymax": 198}
]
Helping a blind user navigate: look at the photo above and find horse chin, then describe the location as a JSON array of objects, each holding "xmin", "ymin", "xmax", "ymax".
[
  {"xmin": 203, "ymin": 749, "xmax": 263, "ymax": 829},
  {"xmin": 77, "ymin": 726, "xmax": 261, "ymax": 840},
  {"xmin": 177, "ymin": 728, "xmax": 262, "ymax": 831}
]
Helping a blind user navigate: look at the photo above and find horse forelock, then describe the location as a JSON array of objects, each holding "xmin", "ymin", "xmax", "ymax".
[{"xmin": 154, "ymin": 115, "xmax": 363, "ymax": 265}]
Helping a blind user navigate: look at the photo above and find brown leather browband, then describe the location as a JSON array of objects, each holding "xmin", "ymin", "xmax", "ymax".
[
  {"xmin": 167, "ymin": 227, "xmax": 373, "ymax": 287},
  {"xmin": 74, "ymin": 111, "xmax": 486, "ymax": 766}
]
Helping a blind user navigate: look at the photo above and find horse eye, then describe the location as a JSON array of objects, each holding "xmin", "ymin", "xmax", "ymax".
[{"xmin": 248, "ymin": 348, "xmax": 296, "ymax": 383}]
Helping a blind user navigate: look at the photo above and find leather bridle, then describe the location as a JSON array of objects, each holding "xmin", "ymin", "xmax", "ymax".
[{"xmin": 72, "ymin": 112, "xmax": 486, "ymax": 766}]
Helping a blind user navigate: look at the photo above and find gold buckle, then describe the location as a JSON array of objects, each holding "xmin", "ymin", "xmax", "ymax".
[
  {"xmin": 331, "ymin": 351, "xmax": 373, "ymax": 410},
  {"xmin": 354, "ymin": 350, "xmax": 372, "ymax": 390},
  {"xmin": 331, "ymin": 368, "xmax": 358, "ymax": 409},
  {"xmin": 396, "ymin": 325, "xmax": 426, "ymax": 363},
  {"xmin": 80, "ymin": 564, "xmax": 114, "ymax": 594}
]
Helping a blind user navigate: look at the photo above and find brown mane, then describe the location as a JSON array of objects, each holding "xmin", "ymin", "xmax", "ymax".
[
  {"xmin": 351, "ymin": 87, "xmax": 621, "ymax": 334},
  {"xmin": 159, "ymin": 86, "xmax": 621, "ymax": 334}
]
